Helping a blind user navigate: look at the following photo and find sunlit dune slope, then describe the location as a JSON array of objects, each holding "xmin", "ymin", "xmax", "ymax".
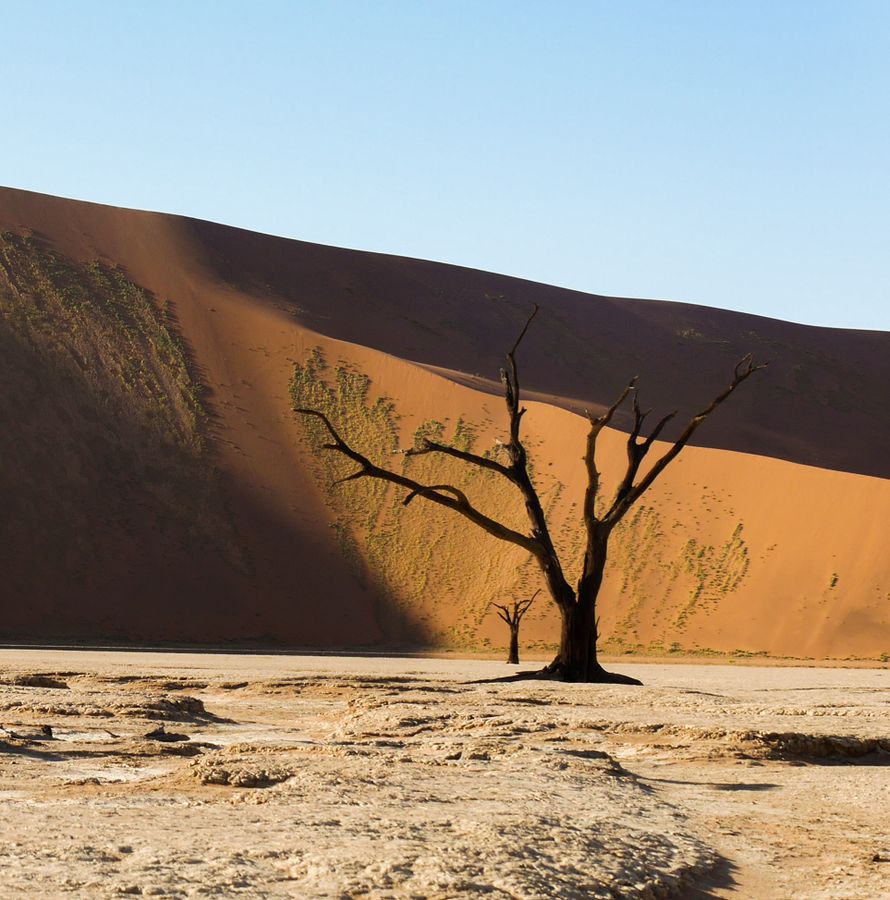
[{"xmin": 1, "ymin": 186, "xmax": 888, "ymax": 658}]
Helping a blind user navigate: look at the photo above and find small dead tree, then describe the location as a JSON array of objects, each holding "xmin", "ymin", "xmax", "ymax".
[
  {"xmin": 295, "ymin": 305, "xmax": 764, "ymax": 684},
  {"xmin": 493, "ymin": 589, "xmax": 540, "ymax": 664}
]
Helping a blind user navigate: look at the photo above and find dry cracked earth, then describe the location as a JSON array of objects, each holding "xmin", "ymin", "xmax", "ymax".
[{"xmin": 0, "ymin": 651, "xmax": 887, "ymax": 898}]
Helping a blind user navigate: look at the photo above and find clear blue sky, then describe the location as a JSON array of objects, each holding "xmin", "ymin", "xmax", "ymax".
[{"xmin": 2, "ymin": 1, "xmax": 888, "ymax": 330}]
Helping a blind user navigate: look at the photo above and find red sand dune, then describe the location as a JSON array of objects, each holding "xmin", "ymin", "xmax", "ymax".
[{"xmin": 1, "ymin": 186, "xmax": 888, "ymax": 659}]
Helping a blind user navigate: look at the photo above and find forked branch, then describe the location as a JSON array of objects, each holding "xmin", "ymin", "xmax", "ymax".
[
  {"xmin": 493, "ymin": 589, "xmax": 540, "ymax": 626},
  {"xmin": 582, "ymin": 377, "xmax": 637, "ymax": 535},
  {"xmin": 293, "ymin": 407, "xmax": 542, "ymax": 556},
  {"xmin": 604, "ymin": 353, "xmax": 767, "ymax": 524}
]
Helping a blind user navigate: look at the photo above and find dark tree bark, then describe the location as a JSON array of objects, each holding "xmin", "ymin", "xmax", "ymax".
[
  {"xmin": 295, "ymin": 305, "xmax": 765, "ymax": 684},
  {"xmin": 493, "ymin": 591, "xmax": 539, "ymax": 664}
]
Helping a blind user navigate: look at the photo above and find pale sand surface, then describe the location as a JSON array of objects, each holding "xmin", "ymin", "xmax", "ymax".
[{"xmin": 0, "ymin": 651, "xmax": 888, "ymax": 898}]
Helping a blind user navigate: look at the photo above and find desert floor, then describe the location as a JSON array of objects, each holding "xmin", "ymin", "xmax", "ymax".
[{"xmin": 0, "ymin": 651, "xmax": 887, "ymax": 898}]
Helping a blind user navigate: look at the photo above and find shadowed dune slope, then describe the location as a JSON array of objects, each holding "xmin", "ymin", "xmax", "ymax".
[
  {"xmin": 4, "ymin": 185, "xmax": 890, "ymax": 478},
  {"xmin": 1, "ymin": 186, "xmax": 888, "ymax": 658}
]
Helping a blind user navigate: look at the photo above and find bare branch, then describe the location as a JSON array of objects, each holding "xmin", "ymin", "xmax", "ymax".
[
  {"xmin": 605, "ymin": 399, "xmax": 677, "ymax": 519},
  {"xmin": 582, "ymin": 378, "xmax": 637, "ymax": 543},
  {"xmin": 294, "ymin": 408, "xmax": 542, "ymax": 556},
  {"xmin": 587, "ymin": 378, "xmax": 638, "ymax": 432},
  {"xmin": 509, "ymin": 303, "xmax": 540, "ymax": 358},
  {"xmin": 735, "ymin": 352, "xmax": 767, "ymax": 380},
  {"xmin": 514, "ymin": 588, "xmax": 541, "ymax": 622},
  {"xmin": 503, "ymin": 304, "xmax": 540, "ymax": 436},
  {"xmin": 403, "ymin": 484, "xmax": 469, "ymax": 506},
  {"xmin": 491, "ymin": 307, "xmax": 576, "ymax": 609},
  {"xmin": 296, "ymin": 408, "xmax": 349, "ymax": 449},
  {"xmin": 493, "ymin": 587, "xmax": 540, "ymax": 627},
  {"xmin": 604, "ymin": 355, "xmax": 767, "ymax": 524},
  {"xmin": 642, "ymin": 410, "xmax": 677, "ymax": 449},
  {"xmin": 330, "ymin": 470, "xmax": 368, "ymax": 487},
  {"xmin": 405, "ymin": 438, "xmax": 515, "ymax": 481},
  {"xmin": 629, "ymin": 393, "xmax": 649, "ymax": 442}
]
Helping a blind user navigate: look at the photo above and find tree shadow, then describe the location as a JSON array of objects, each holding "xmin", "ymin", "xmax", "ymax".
[
  {"xmin": 642, "ymin": 776, "xmax": 780, "ymax": 792},
  {"xmin": 463, "ymin": 666, "xmax": 643, "ymax": 686},
  {"xmin": 780, "ymin": 754, "xmax": 890, "ymax": 768},
  {"xmin": 679, "ymin": 855, "xmax": 740, "ymax": 898},
  {"xmin": 0, "ymin": 739, "xmax": 64, "ymax": 762},
  {"xmin": 0, "ymin": 740, "xmax": 208, "ymax": 762}
]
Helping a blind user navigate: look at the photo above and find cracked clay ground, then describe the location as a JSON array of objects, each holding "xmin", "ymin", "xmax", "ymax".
[{"xmin": 0, "ymin": 651, "xmax": 887, "ymax": 898}]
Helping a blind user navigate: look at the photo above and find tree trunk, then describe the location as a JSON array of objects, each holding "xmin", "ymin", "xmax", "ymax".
[
  {"xmin": 548, "ymin": 532, "xmax": 642, "ymax": 685},
  {"xmin": 557, "ymin": 603, "xmax": 591, "ymax": 680},
  {"xmin": 551, "ymin": 607, "xmax": 640, "ymax": 683},
  {"xmin": 507, "ymin": 626, "xmax": 519, "ymax": 664}
]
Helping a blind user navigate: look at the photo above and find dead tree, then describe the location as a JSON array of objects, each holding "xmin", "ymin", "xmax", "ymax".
[
  {"xmin": 493, "ymin": 590, "xmax": 540, "ymax": 664},
  {"xmin": 295, "ymin": 305, "xmax": 764, "ymax": 684}
]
